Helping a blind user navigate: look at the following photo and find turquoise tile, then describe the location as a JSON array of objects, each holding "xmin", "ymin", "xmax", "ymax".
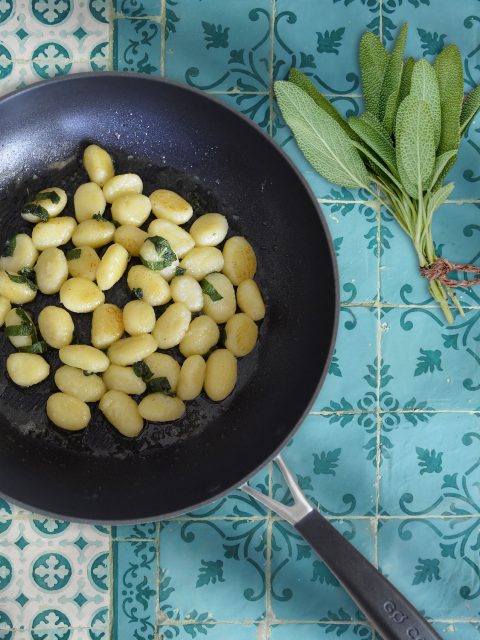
[
  {"xmin": 159, "ymin": 622, "xmax": 258, "ymax": 639},
  {"xmin": 113, "ymin": 18, "xmax": 161, "ymax": 74},
  {"xmin": 214, "ymin": 92, "xmax": 270, "ymax": 135},
  {"xmin": 164, "ymin": 0, "xmax": 271, "ymax": 92},
  {"xmin": 380, "ymin": 0, "xmax": 480, "ymax": 85},
  {"xmin": 322, "ymin": 201, "xmax": 378, "ymax": 303},
  {"xmin": 378, "ymin": 517, "xmax": 480, "ymax": 619},
  {"xmin": 270, "ymin": 518, "xmax": 374, "ymax": 621},
  {"xmin": 270, "ymin": 624, "xmax": 374, "ymax": 639},
  {"xmin": 274, "ymin": 0, "xmax": 379, "ymax": 92},
  {"xmin": 90, "ymin": 41, "xmax": 110, "ymax": 72},
  {"xmin": 112, "ymin": 522, "xmax": 158, "ymax": 540},
  {"xmin": 380, "ymin": 306, "xmax": 480, "ymax": 411},
  {"xmin": 280, "ymin": 415, "xmax": 376, "ymax": 516},
  {"xmin": 379, "ymin": 412, "xmax": 480, "ymax": 516},
  {"xmin": 112, "ymin": 539, "xmax": 158, "ymax": 640},
  {"xmin": 313, "ymin": 307, "xmax": 378, "ymax": 416},
  {"xmin": 380, "ymin": 202, "xmax": 480, "ymax": 306},
  {"xmin": 115, "ymin": 0, "xmax": 162, "ymax": 18},
  {"xmin": 160, "ymin": 519, "xmax": 267, "ymax": 621},
  {"xmin": 434, "ymin": 622, "xmax": 480, "ymax": 639}
]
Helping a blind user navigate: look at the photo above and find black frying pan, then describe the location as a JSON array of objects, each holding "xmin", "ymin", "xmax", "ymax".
[{"xmin": 0, "ymin": 74, "xmax": 441, "ymax": 640}]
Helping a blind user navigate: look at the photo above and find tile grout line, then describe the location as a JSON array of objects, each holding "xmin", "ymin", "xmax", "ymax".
[
  {"xmin": 267, "ymin": 0, "xmax": 276, "ymax": 137},
  {"xmin": 155, "ymin": 522, "xmax": 161, "ymax": 640},
  {"xmin": 374, "ymin": 199, "xmax": 382, "ymax": 569},
  {"xmin": 108, "ymin": 527, "xmax": 114, "ymax": 640},
  {"xmin": 108, "ymin": 0, "xmax": 115, "ymax": 72},
  {"xmin": 160, "ymin": 0, "xmax": 166, "ymax": 77},
  {"xmin": 265, "ymin": 459, "xmax": 274, "ymax": 632}
]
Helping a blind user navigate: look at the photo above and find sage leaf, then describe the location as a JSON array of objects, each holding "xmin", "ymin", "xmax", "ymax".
[
  {"xmin": 348, "ymin": 113, "xmax": 397, "ymax": 175},
  {"xmin": 427, "ymin": 150, "xmax": 457, "ymax": 191},
  {"xmin": 410, "ymin": 59, "xmax": 441, "ymax": 148},
  {"xmin": 426, "ymin": 182, "xmax": 455, "ymax": 218},
  {"xmin": 34, "ymin": 190, "xmax": 60, "ymax": 204},
  {"xmin": 5, "ymin": 324, "xmax": 34, "ymax": 337},
  {"xmin": 460, "ymin": 85, "xmax": 480, "ymax": 136},
  {"xmin": 200, "ymin": 278, "xmax": 223, "ymax": 301},
  {"xmin": 434, "ymin": 44, "xmax": 463, "ymax": 152},
  {"xmin": 288, "ymin": 68, "xmax": 354, "ymax": 137},
  {"xmin": 133, "ymin": 360, "xmax": 153, "ymax": 381},
  {"xmin": 175, "ymin": 266, "xmax": 186, "ymax": 276},
  {"xmin": 6, "ymin": 271, "xmax": 37, "ymax": 291},
  {"xmin": 20, "ymin": 203, "xmax": 49, "ymax": 222},
  {"xmin": 398, "ymin": 56, "xmax": 415, "ymax": 104},
  {"xmin": 141, "ymin": 236, "xmax": 177, "ymax": 271},
  {"xmin": 66, "ymin": 248, "xmax": 82, "ymax": 261},
  {"xmin": 379, "ymin": 23, "xmax": 408, "ymax": 131},
  {"xmin": 19, "ymin": 340, "xmax": 47, "ymax": 354},
  {"xmin": 2, "ymin": 235, "xmax": 16, "ymax": 258},
  {"xmin": 395, "ymin": 95, "xmax": 436, "ymax": 198},
  {"xmin": 274, "ymin": 80, "xmax": 369, "ymax": 188},
  {"xmin": 131, "ymin": 287, "xmax": 143, "ymax": 299},
  {"xmin": 359, "ymin": 31, "xmax": 388, "ymax": 119},
  {"xmin": 147, "ymin": 376, "xmax": 173, "ymax": 394}
]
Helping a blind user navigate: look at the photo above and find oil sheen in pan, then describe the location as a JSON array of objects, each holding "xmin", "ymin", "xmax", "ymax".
[{"xmin": 0, "ymin": 151, "xmax": 267, "ymax": 459}]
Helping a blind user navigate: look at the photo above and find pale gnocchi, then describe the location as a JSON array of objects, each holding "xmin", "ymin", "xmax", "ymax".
[{"xmin": 2, "ymin": 143, "xmax": 264, "ymax": 438}]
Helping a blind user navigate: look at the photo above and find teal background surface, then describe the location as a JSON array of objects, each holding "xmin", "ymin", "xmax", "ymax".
[{"xmin": 1, "ymin": 1, "xmax": 480, "ymax": 638}]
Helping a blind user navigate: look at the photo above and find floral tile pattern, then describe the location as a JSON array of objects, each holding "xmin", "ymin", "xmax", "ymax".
[{"xmin": 1, "ymin": 0, "xmax": 480, "ymax": 639}]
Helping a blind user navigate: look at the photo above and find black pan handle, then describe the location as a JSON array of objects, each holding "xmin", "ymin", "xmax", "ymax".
[
  {"xmin": 296, "ymin": 509, "xmax": 441, "ymax": 640},
  {"xmin": 241, "ymin": 455, "xmax": 442, "ymax": 640}
]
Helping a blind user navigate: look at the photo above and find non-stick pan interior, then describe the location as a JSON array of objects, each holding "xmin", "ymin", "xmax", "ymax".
[{"xmin": 0, "ymin": 74, "xmax": 337, "ymax": 521}]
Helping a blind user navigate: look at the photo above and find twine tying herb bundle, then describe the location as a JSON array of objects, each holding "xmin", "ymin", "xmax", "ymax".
[{"xmin": 274, "ymin": 23, "xmax": 480, "ymax": 324}]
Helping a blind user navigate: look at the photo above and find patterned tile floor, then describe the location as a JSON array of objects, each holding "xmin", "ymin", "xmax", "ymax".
[{"xmin": 0, "ymin": 0, "xmax": 480, "ymax": 638}]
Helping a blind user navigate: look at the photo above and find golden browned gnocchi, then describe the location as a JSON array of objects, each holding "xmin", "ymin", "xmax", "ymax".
[
  {"xmin": 32, "ymin": 217, "xmax": 77, "ymax": 251},
  {"xmin": 111, "ymin": 193, "xmax": 151, "ymax": 226},
  {"xmin": 0, "ymin": 234, "xmax": 38, "ymax": 272},
  {"xmin": 47, "ymin": 392, "xmax": 91, "ymax": 431},
  {"xmin": 189, "ymin": 213, "xmax": 228, "ymax": 246},
  {"xmin": 96, "ymin": 243, "xmax": 129, "ymax": 291},
  {"xmin": 83, "ymin": 144, "xmax": 115, "ymax": 187},
  {"xmin": 204, "ymin": 349, "xmax": 237, "ymax": 401},
  {"xmin": 38, "ymin": 306, "xmax": 74, "ymax": 349},
  {"xmin": 99, "ymin": 389, "xmax": 143, "ymax": 437},
  {"xmin": 103, "ymin": 173, "xmax": 143, "ymax": 203},
  {"xmin": 74, "ymin": 182, "xmax": 107, "ymax": 222},
  {"xmin": 222, "ymin": 236, "xmax": 257, "ymax": 285},
  {"xmin": 150, "ymin": 189, "xmax": 193, "ymax": 224},
  {"xmin": 236, "ymin": 279, "xmax": 265, "ymax": 321},
  {"xmin": 114, "ymin": 225, "xmax": 149, "ymax": 257},
  {"xmin": 152, "ymin": 302, "xmax": 191, "ymax": 349},
  {"xmin": 35, "ymin": 247, "xmax": 68, "ymax": 294},
  {"xmin": 66, "ymin": 246, "xmax": 100, "ymax": 281},
  {"xmin": 123, "ymin": 300, "xmax": 156, "ymax": 335},
  {"xmin": 60, "ymin": 277, "xmax": 105, "ymax": 313},
  {"xmin": 7, "ymin": 352, "xmax": 49, "ymax": 387},
  {"xmin": 91, "ymin": 303, "xmax": 124, "ymax": 350},
  {"xmin": 202, "ymin": 272, "xmax": 236, "ymax": 324},
  {"xmin": 54, "ymin": 365, "xmax": 106, "ymax": 403},
  {"xmin": 179, "ymin": 247, "xmax": 224, "ymax": 280},
  {"xmin": 2, "ymin": 143, "xmax": 264, "ymax": 439},
  {"xmin": 72, "ymin": 218, "xmax": 115, "ymax": 248}
]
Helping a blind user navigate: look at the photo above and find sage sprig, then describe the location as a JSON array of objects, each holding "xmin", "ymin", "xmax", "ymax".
[{"xmin": 274, "ymin": 23, "xmax": 480, "ymax": 323}]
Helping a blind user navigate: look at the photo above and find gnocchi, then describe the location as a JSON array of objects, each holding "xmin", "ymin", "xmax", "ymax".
[
  {"xmin": 204, "ymin": 349, "xmax": 237, "ymax": 401},
  {"xmin": 59, "ymin": 344, "xmax": 110, "ymax": 373},
  {"xmin": 1, "ymin": 143, "xmax": 264, "ymax": 440},
  {"xmin": 54, "ymin": 365, "xmax": 106, "ymax": 403},
  {"xmin": 47, "ymin": 392, "xmax": 91, "ymax": 431},
  {"xmin": 7, "ymin": 352, "xmax": 49, "ymax": 387},
  {"xmin": 123, "ymin": 300, "xmax": 156, "ymax": 336},
  {"xmin": 150, "ymin": 189, "xmax": 193, "ymax": 224},
  {"xmin": 60, "ymin": 277, "xmax": 105, "ymax": 313},
  {"xmin": 111, "ymin": 193, "xmax": 151, "ymax": 226},
  {"xmin": 35, "ymin": 247, "xmax": 68, "ymax": 294},
  {"xmin": 91, "ymin": 303, "xmax": 124, "ymax": 350},
  {"xmin": 189, "ymin": 213, "xmax": 228, "ymax": 247},
  {"xmin": 99, "ymin": 390, "xmax": 143, "ymax": 437},
  {"xmin": 83, "ymin": 144, "xmax": 115, "ymax": 187},
  {"xmin": 0, "ymin": 234, "xmax": 38, "ymax": 272},
  {"xmin": 38, "ymin": 306, "xmax": 74, "ymax": 349},
  {"xmin": 96, "ymin": 243, "xmax": 129, "ymax": 291},
  {"xmin": 74, "ymin": 182, "xmax": 107, "ymax": 222}
]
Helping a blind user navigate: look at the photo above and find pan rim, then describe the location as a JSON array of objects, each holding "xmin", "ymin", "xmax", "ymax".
[{"xmin": 0, "ymin": 71, "xmax": 340, "ymax": 524}]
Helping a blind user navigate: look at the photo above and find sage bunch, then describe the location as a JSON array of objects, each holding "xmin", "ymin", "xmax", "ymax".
[{"xmin": 274, "ymin": 23, "xmax": 480, "ymax": 323}]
